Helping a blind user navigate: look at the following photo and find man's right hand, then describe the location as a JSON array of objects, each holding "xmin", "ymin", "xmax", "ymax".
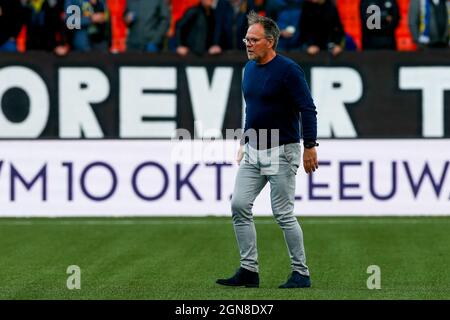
[{"xmin": 236, "ymin": 145, "xmax": 244, "ymax": 165}]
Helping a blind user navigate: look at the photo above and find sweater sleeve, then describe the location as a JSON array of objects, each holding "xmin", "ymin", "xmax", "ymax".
[
  {"xmin": 284, "ymin": 64, "xmax": 318, "ymax": 142},
  {"xmin": 241, "ymin": 64, "xmax": 249, "ymax": 145}
]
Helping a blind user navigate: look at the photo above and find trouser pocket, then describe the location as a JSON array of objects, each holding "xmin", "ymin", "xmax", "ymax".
[{"xmin": 283, "ymin": 143, "xmax": 301, "ymax": 174}]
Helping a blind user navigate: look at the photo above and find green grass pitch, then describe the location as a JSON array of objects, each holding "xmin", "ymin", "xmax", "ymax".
[{"xmin": 0, "ymin": 216, "xmax": 449, "ymax": 299}]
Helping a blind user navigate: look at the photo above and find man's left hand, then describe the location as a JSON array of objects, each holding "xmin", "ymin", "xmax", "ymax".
[{"xmin": 303, "ymin": 147, "xmax": 318, "ymax": 174}]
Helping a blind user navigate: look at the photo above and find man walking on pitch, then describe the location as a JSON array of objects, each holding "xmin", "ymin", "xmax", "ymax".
[{"xmin": 216, "ymin": 11, "xmax": 318, "ymax": 289}]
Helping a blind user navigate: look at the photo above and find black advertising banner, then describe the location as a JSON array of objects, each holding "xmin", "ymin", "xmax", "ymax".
[{"xmin": 0, "ymin": 50, "xmax": 449, "ymax": 139}]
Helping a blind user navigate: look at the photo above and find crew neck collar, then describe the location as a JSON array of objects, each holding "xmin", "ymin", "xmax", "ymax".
[{"xmin": 256, "ymin": 54, "xmax": 278, "ymax": 66}]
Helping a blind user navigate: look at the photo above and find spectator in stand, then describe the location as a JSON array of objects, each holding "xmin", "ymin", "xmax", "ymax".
[
  {"xmin": 23, "ymin": 0, "xmax": 66, "ymax": 51},
  {"xmin": 124, "ymin": 0, "xmax": 170, "ymax": 52},
  {"xmin": 241, "ymin": 0, "xmax": 269, "ymax": 46},
  {"xmin": 64, "ymin": 0, "xmax": 109, "ymax": 52},
  {"xmin": 269, "ymin": 0, "xmax": 303, "ymax": 51},
  {"xmin": 298, "ymin": 0, "xmax": 345, "ymax": 56},
  {"xmin": 360, "ymin": 0, "xmax": 400, "ymax": 50},
  {"xmin": 213, "ymin": 0, "xmax": 236, "ymax": 52},
  {"xmin": 64, "ymin": 0, "xmax": 110, "ymax": 52},
  {"xmin": 213, "ymin": 0, "xmax": 275, "ymax": 53},
  {"xmin": 176, "ymin": 0, "xmax": 217, "ymax": 56},
  {"xmin": 172, "ymin": 0, "xmax": 266, "ymax": 54},
  {"xmin": 167, "ymin": 0, "xmax": 199, "ymax": 51},
  {"xmin": 54, "ymin": 0, "xmax": 70, "ymax": 55},
  {"xmin": 409, "ymin": 0, "xmax": 449, "ymax": 48},
  {"xmin": 213, "ymin": 0, "xmax": 261, "ymax": 51},
  {"xmin": 0, "ymin": 0, "xmax": 25, "ymax": 52}
]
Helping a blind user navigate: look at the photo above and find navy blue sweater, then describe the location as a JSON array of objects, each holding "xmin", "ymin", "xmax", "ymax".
[{"xmin": 242, "ymin": 54, "xmax": 317, "ymax": 149}]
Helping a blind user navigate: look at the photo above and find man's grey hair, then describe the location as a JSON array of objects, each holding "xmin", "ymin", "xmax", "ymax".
[{"xmin": 247, "ymin": 10, "xmax": 280, "ymax": 50}]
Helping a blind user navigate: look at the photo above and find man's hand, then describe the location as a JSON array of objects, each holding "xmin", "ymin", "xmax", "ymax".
[
  {"xmin": 307, "ymin": 45, "xmax": 320, "ymax": 55},
  {"xmin": 236, "ymin": 145, "xmax": 244, "ymax": 166},
  {"xmin": 331, "ymin": 45, "xmax": 343, "ymax": 56},
  {"xmin": 303, "ymin": 147, "xmax": 318, "ymax": 174},
  {"xmin": 91, "ymin": 12, "xmax": 106, "ymax": 24},
  {"xmin": 54, "ymin": 45, "xmax": 69, "ymax": 56},
  {"xmin": 208, "ymin": 45, "xmax": 222, "ymax": 55},
  {"xmin": 176, "ymin": 46, "xmax": 189, "ymax": 56}
]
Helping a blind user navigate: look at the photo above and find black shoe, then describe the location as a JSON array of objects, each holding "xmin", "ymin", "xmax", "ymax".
[
  {"xmin": 278, "ymin": 271, "xmax": 311, "ymax": 288},
  {"xmin": 216, "ymin": 267, "xmax": 259, "ymax": 288}
]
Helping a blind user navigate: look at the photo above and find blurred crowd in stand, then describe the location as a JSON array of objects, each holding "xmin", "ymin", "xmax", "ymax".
[{"xmin": 0, "ymin": 0, "xmax": 448, "ymax": 55}]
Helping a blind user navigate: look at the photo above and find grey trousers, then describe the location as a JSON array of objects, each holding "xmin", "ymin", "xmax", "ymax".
[{"xmin": 230, "ymin": 143, "xmax": 309, "ymax": 276}]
